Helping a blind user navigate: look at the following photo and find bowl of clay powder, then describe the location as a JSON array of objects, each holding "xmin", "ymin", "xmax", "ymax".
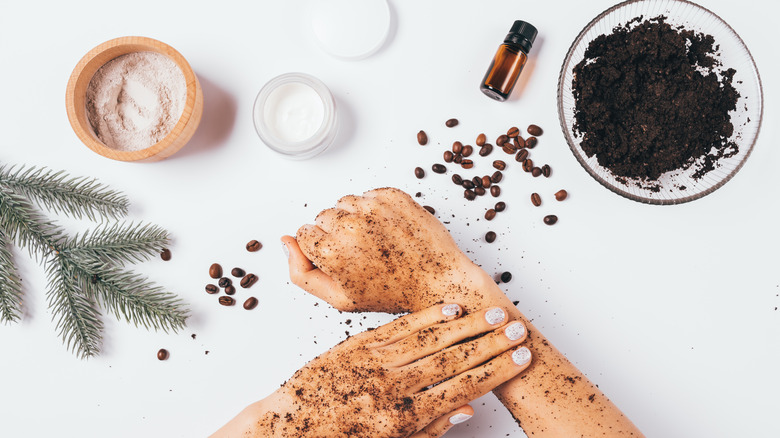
[{"xmin": 66, "ymin": 36, "xmax": 203, "ymax": 162}]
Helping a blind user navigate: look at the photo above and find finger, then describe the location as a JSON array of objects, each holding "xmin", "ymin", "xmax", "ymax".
[
  {"xmin": 314, "ymin": 207, "xmax": 351, "ymax": 233},
  {"xmin": 408, "ymin": 405, "xmax": 474, "ymax": 438},
  {"xmin": 335, "ymin": 194, "xmax": 374, "ymax": 214},
  {"xmin": 367, "ymin": 303, "xmax": 463, "ymax": 347},
  {"xmin": 404, "ymin": 321, "xmax": 527, "ymax": 392},
  {"xmin": 282, "ymin": 236, "xmax": 356, "ymax": 311},
  {"xmin": 415, "ymin": 346, "xmax": 532, "ymax": 415},
  {"xmin": 383, "ymin": 307, "xmax": 509, "ymax": 367}
]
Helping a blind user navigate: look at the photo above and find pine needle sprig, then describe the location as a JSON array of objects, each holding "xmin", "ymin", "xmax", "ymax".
[
  {"xmin": 0, "ymin": 188, "xmax": 64, "ymax": 259},
  {"xmin": 0, "ymin": 229, "xmax": 23, "ymax": 324},
  {"xmin": 61, "ymin": 222, "xmax": 170, "ymax": 266},
  {"xmin": 0, "ymin": 165, "xmax": 129, "ymax": 221}
]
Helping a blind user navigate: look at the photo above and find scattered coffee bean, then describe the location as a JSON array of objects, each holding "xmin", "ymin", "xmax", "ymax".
[
  {"xmin": 514, "ymin": 136, "xmax": 525, "ymax": 149},
  {"xmin": 523, "ymin": 159, "xmax": 534, "ymax": 172},
  {"xmin": 209, "ymin": 263, "xmax": 223, "ymax": 279},
  {"xmin": 453, "ymin": 154, "xmax": 463, "ymax": 164},
  {"xmin": 493, "ymin": 160, "xmax": 506, "ymax": 171},
  {"xmin": 160, "ymin": 248, "xmax": 171, "ymax": 261},
  {"xmin": 461, "ymin": 145, "xmax": 473, "ymax": 157},
  {"xmin": 414, "ymin": 167, "xmax": 425, "ymax": 179},
  {"xmin": 443, "ymin": 151, "xmax": 454, "ymax": 163},
  {"xmin": 452, "ymin": 141, "xmax": 463, "ymax": 154},
  {"xmin": 432, "ymin": 163, "xmax": 447, "ymax": 174},
  {"xmin": 481, "ymin": 176, "xmax": 492, "ymax": 188},
  {"xmin": 525, "ymin": 137, "xmax": 538, "ymax": 149},
  {"xmin": 475, "ymin": 187, "xmax": 486, "ymax": 196},
  {"xmin": 496, "ymin": 135, "xmax": 509, "ymax": 146},
  {"xmin": 243, "ymin": 297, "xmax": 259, "ymax": 310},
  {"xmin": 445, "ymin": 118, "xmax": 459, "ymax": 127},
  {"xmin": 555, "ymin": 189, "xmax": 568, "ymax": 201},
  {"xmin": 452, "ymin": 174, "xmax": 463, "ymax": 185},
  {"xmin": 544, "ymin": 215, "xmax": 558, "ymax": 226},
  {"xmin": 532, "ymin": 167, "xmax": 542, "ymax": 177},
  {"xmin": 462, "ymin": 179, "xmax": 475, "ymax": 189},
  {"xmin": 157, "ymin": 348, "xmax": 169, "ymax": 361},
  {"xmin": 218, "ymin": 277, "xmax": 231, "ymax": 288},
  {"xmin": 491, "ymin": 171, "xmax": 503, "ymax": 183},
  {"xmin": 461, "ymin": 160, "xmax": 474, "ymax": 169},
  {"xmin": 495, "ymin": 201, "xmax": 506, "ymax": 212},
  {"xmin": 476, "ymin": 133, "xmax": 487, "ymax": 146},
  {"xmin": 542, "ymin": 164, "xmax": 551, "ymax": 177},
  {"xmin": 500, "ymin": 271, "xmax": 513, "ymax": 283},
  {"xmin": 472, "ymin": 176, "xmax": 482, "ymax": 188},
  {"xmin": 490, "ymin": 185, "xmax": 501, "ymax": 197},
  {"xmin": 246, "ymin": 240, "xmax": 262, "ymax": 252},
  {"xmin": 240, "ymin": 273, "xmax": 259, "ymax": 289},
  {"xmin": 205, "ymin": 284, "xmax": 219, "ymax": 294},
  {"xmin": 417, "ymin": 130, "xmax": 428, "ymax": 145},
  {"xmin": 502, "ymin": 144, "xmax": 516, "ymax": 155},
  {"xmin": 423, "ymin": 205, "xmax": 436, "ymax": 215},
  {"xmin": 219, "ymin": 296, "xmax": 235, "ymax": 306},
  {"xmin": 515, "ymin": 149, "xmax": 529, "ymax": 162},
  {"xmin": 531, "ymin": 193, "xmax": 542, "ymax": 206},
  {"xmin": 225, "ymin": 285, "xmax": 236, "ymax": 295},
  {"xmin": 485, "ymin": 231, "xmax": 497, "ymax": 243},
  {"xmin": 464, "ymin": 189, "xmax": 476, "ymax": 201},
  {"xmin": 479, "ymin": 144, "xmax": 493, "ymax": 157},
  {"xmin": 527, "ymin": 124, "xmax": 543, "ymax": 136},
  {"xmin": 485, "ymin": 209, "xmax": 496, "ymax": 220},
  {"xmin": 507, "ymin": 127, "xmax": 520, "ymax": 138}
]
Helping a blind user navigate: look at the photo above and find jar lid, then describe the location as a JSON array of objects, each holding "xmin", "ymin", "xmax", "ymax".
[{"xmin": 309, "ymin": 0, "xmax": 391, "ymax": 60}]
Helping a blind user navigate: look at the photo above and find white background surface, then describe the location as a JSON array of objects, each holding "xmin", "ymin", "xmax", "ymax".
[{"xmin": 0, "ymin": 0, "xmax": 778, "ymax": 437}]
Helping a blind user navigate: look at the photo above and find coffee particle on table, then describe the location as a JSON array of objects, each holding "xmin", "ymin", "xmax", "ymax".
[
  {"xmin": 490, "ymin": 185, "xmax": 501, "ymax": 197},
  {"xmin": 205, "ymin": 284, "xmax": 219, "ymax": 294},
  {"xmin": 476, "ymin": 133, "xmax": 487, "ymax": 146},
  {"xmin": 485, "ymin": 209, "xmax": 496, "ymax": 221},
  {"xmin": 525, "ymin": 137, "xmax": 538, "ymax": 149},
  {"xmin": 218, "ymin": 277, "xmax": 231, "ymax": 288},
  {"xmin": 160, "ymin": 248, "xmax": 171, "ymax": 261},
  {"xmin": 445, "ymin": 118, "xmax": 459, "ymax": 127},
  {"xmin": 527, "ymin": 124, "xmax": 543, "ymax": 136},
  {"xmin": 494, "ymin": 201, "xmax": 506, "ymax": 212},
  {"xmin": 491, "ymin": 171, "xmax": 503, "ymax": 183},
  {"xmin": 417, "ymin": 130, "xmax": 428, "ymax": 145},
  {"xmin": 501, "ymin": 272, "xmax": 513, "ymax": 283},
  {"xmin": 423, "ymin": 205, "xmax": 436, "ymax": 215},
  {"xmin": 231, "ymin": 267, "xmax": 246, "ymax": 277},
  {"xmin": 157, "ymin": 348, "xmax": 169, "ymax": 361},
  {"xmin": 485, "ymin": 231, "xmax": 497, "ymax": 243},
  {"xmin": 243, "ymin": 297, "xmax": 259, "ymax": 310},
  {"xmin": 507, "ymin": 127, "xmax": 520, "ymax": 138},
  {"xmin": 209, "ymin": 263, "xmax": 223, "ymax": 279},
  {"xmin": 240, "ymin": 273, "xmax": 259, "ymax": 289},
  {"xmin": 452, "ymin": 174, "xmax": 463, "ymax": 185},
  {"xmin": 542, "ymin": 164, "xmax": 551, "ymax": 178},
  {"xmin": 224, "ymin": 285, "xmax": 236, "ymax": 295},
  {"xmin": 461, "ymin": 145, "xmax": 474, "ymax": 157},
  {"xmin": 555, "ymin": 189, "xmax": 568, "ymax": 201},
  {"xmin": 414, "ymin": 167, "xmax": 425, "ymax": 179},
  {"xmin": 432, "ymin": 163, "xmax": 447, "ymax": 174},
  {"xmin": 531, "ymin": 193, "xmax": 542, "ymax": 207},
  {"xmin": 219, "ymin": 296, "xmax": 235, "ymax": 306},
  {"xmin": 543, "ymin": 215, "xmax": 558, "ymax": 226},
  {"xmin": 246, "ymin": 240, "xmax": 262, "ymax": 252},
  {"xmin": 531, "ymin": 167, "xmax": 542, "ymax": 177},
  {"xmin": 452, "ymin": 141, "xmax": 463, "ymax": 154},
  {"xmin": 443, "ymin": 151, "xmax": 454, "ymax": 163}
]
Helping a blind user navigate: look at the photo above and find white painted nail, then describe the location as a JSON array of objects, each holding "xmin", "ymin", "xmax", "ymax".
[
  {"xmin": 512, "ymin": 347, "xmax": 532, "ymax": 366},
  {"xmin": 282, "ymin": 242, "xmax": 290, "ymax": 259},
  {"xmin": 485, "ymin": 308, "xmax": 505, "ymax": 325},
  {"xmin": 441, "ymin": 304, "xmax": 461, "ymax": 317},
  {"xmin": 505, "ymin": 322, "xmax": 525, "ymax": 341},
  {"xmin": 449, "ymin": 413, "xmax": 472, "ymax": 425}
]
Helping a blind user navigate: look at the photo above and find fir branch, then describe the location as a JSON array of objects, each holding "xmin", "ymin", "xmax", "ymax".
[
  {"xmin": 0, "ymin": 165, "xmax": 129, "ymax": 221},
  {"xmin": 61, "ymin": 222, "xmax": 169, "ymax": 266},
  {"xmin": 0, "ymin": 229, "xmax": 23, "ymax": 324},
  {"xmin": 0, "ymin": 187, "xmax": 64, "ymax": 258}
]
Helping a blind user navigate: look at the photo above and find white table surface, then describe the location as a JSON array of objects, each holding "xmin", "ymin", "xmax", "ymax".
[{"xmin": 1, "ymin": 1, "xmax": 778, "ymax": 437}]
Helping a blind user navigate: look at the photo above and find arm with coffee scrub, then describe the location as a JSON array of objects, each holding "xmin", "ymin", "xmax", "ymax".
[{"xmin": 282, "ymin": 188, "xmax": 644, "ymax": 437}]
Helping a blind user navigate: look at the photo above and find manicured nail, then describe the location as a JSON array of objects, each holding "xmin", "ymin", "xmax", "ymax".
[
  {"xmin": 449, "ymin": 413, "xmax": 472, "ymax": 425},
  {"xmin": 281, "ymin": 242, "xmax": 290, "ymax": 259},
  {"xmin": 505, "ymin": 322, "xmax": 525, "ymax": 341},
  {"xmin": 485, "ymin": 308, "xmax": 505, "ymax": 325},
  {"xmin": 512, "ymin": 347, "xmax": 532, "ymax": 366},
  {"xmin": 441, "ymin": 304, "xmax": 461, "ymax": 317}
]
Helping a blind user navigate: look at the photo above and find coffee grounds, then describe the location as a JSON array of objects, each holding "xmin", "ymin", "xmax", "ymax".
[{"xmin": 572, "ymin": 16, "xmax": 740, "ymax": 182}]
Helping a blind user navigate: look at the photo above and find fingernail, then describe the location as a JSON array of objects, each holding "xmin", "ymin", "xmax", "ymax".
[
  {"xmin": 512, "ymin": 347, "xmax": 532, "ymax": 366},
  {"xmin": 281, "ymin": 242, "xmax": 290, "ymax": 259},
  {"xmin": 441, "ymin": 304, "xmax": 461, "ymax": 317},
  {"xmin": 505, "ymin": 322, "xmax": 525, "ymax": 341},
  {"xmin": 449, "ymin": 413, "xmax": 472, "ymax": 425},
  {"xmin": 485, "ymin": 308, "xmax": 505, "ymax": 325}
]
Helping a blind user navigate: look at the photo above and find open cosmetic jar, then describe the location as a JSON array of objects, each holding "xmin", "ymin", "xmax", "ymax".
[{"xmin": 253, "ymin": 73, "xmax": 338, "ymax": 159}]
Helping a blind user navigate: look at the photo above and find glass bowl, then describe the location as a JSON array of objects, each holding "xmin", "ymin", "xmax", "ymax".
[{"xmin": 557, "ymin": 0, "xmax": 763, "ymax": 204}]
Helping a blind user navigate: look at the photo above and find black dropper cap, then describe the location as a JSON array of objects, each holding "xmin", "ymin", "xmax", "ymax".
[{"xmin": 503, "ymin": 20, "xmax": 537, "ymax": 53}]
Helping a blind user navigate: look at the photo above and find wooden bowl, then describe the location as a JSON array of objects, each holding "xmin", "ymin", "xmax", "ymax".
[{"xmin": 65, "ymin": 36, "xmax": 203, "ymax": 162}]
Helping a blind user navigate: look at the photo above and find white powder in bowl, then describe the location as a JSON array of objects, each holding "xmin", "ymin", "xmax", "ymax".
[{"xmin": 86, "ymin": 51, "xmax": 187, "ymax": 151}]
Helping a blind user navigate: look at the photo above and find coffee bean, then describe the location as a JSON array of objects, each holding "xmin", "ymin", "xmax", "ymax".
[
  {"xmin": 461, "ymin": 160, "xmax": 474, "ymax": 169},
  {"xmin": 472, "ymin": 176, "xmax": 482, "ymax": 188},
  {"xmin": 532, "ymin": 167, "xmax": 542, "ymax": 177},
  {"xmin": 496, "ymin": 135, "xmax": 509, "ymax": 146},
  {"xmin": 218, "ymin": 277, "xmax": 231, "ymax": 288},
  {"xmin": 495, "ymin": 201, "xmax": 506, "ymax": 212},
  {"xmin": 542, "ymin": 164, "xmax": 551, "ymax": 177},
  {"xmin": 476, "ymin": 133, "xmax": 486, "ymax": 146},
  {"xmin": 507, "ymin": 127, "xmax": 520, "ymax": 138},
  {"xmin": 523, "ymin": 159, "xmax": 534, "ymax": 172},
  {"xmin": 443, "ymin": 151, "xmax": 454, "ymax": 163},
  {"xmin": 502, "ymin": 145, "xmax": 517, "ymax": 155},
  {"xmin": 490, "ymin": 185, "xmax": 501, "ymax": 197},
  {"xmin": 543, "ymin": 215, "xmax": 558, "ymax": 225},
  {"xmin": 453, "ymin": 154, "xmax": 463, "ymax": 164},
  {"xmin": 240, "ymin": 273, "xmax": 258, "ymax": 289},
  {"xmin": 525, "ymin": 137, "xmax": 538, "ymax": 149},
  {"xmin": 246, "ymin": 240, "xmax": 262, "ymax": 252},
  {"xmin": 461, "ymin": 145, "xmax": 473, "ymax": 157},
  {"xmin": 481, "ymin": 176, "xmax": 492, "ymax": 188},
  {"xmin": 493, "ymin": 160, "xmax": 506, "ymax": 171},
  {"xmin": 423, "ymin": 205, "xmax": 436, "ymax": 215},
  {"xmin": 157, "ymin": 348, "xmax": 169, "ymax": 361},
  {"xmin": 452, "ymin": 141, "xmax": 463, "ymax": 154},
  {"xmin": 485, "ymin": 231, "xmax": 497, "ymax": 243},
  {"xmin": 205, "ymin": 284, "xmax": 219, "ymax": 294},
  {"xmin": 462, "ymin": 179, "xmax": 475, "ymax": 189},
  {"xmin": 445, "ymin": 118, "xmax": 459, "ymax": 127},
  {"xmin": 527, "ymin": 124, "xmax": 543, "ymax": 136},
  {"xmin": 515, "ymin": 149, "xmax": 529, "ymax": 162},
  {"xmin": 464, "ymin": 189, "xmax": 476, "ymax": 201},
  {"xmin": 531, "ymin": 193, "xmax": 542, "ymax": 206},
  {"xmin": 555, "ymin": 189, "xmax": 568, "ymax": 201},
  {"xmin": 475, "ymin": 187, "xmax": 486, "ymax": 196},
  {"xmin": 417, "ymin": 130, "xmax": 428, "ymax": 145},
  {"xmin": 479, "ymin": 144, "xmax": 493, "ymax": 157},
  {"xmin": 219, "ymin": 296, "xmax": 235, "ymax": 306},
  {"xmin": 414, "ymin": 167, "xmax": 425, "ymax": 179},
  {"xmin": 243, "ymin": 297, "xmax": 258, "ymax": 310},
  {"xmin": 485, "ymin": 209, "xmax": 496, "ymax": 220},
  {"xmin": 491, "ymin": 171, "xmax": 503, "ymax": 183},
  {"xmin": 452, "ymin": 174, "xmax": 463, "ymax": 185},
  {"xmin": 209, "ymin": 263, "xmax": 223, "ymax": 279},
  {"xmin": 160, "ymin": 248, "xmax": 171, "ymax": 261},
  {"xmin": 432, "ymin": 163, "xmax": 447, "ymax": 174},
  {"xmin": 514, "ymin": 136, "xmax": 525, "ymax": 149},
  {"xmin": 500, "ymin": 271, "xmax": 513, "ymax": 283},
  {"xmin": 225, "ymin": 285, "xmax": 236, "ymax": 295}
]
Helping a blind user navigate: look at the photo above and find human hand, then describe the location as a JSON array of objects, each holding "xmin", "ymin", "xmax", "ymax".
[{"xmin": 212, "ymin": 304, "xmax": 531, "ymax": 437}]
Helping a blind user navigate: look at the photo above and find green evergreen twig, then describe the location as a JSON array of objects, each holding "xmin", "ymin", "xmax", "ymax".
[
  {"xmin": 61, "ymin": 222, "xmax": 170, "ymax": 266},
  {"xmin": 0, "ymin": 230, "xmax": 23, "ymax": 324}
]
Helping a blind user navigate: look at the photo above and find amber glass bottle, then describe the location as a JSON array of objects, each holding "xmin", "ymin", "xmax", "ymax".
[{"xmin": 480, "ymin": 21, "xmax": 538, "ymax": 102}]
